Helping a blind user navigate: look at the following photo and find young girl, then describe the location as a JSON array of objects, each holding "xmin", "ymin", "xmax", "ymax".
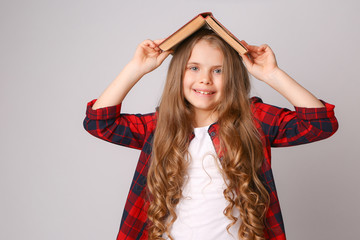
[{"xmin": 83, "ymin": 29, "xmax": 338, "ymax": 240}]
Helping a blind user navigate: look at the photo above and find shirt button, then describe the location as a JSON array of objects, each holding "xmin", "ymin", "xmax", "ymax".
[{"xmin": 210, "ymin": 132, "xmax": 216, "ymax": 137}]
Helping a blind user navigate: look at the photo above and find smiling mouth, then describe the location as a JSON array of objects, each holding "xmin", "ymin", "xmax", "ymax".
[{"xmin": 194, "ymin": 89, "xmax": 214, "ymax": 95}]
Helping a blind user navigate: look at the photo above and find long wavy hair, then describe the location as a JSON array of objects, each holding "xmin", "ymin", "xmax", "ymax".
[{"xmin": 147, "ymin": 29, "xmax": 270, "ymax": 240}]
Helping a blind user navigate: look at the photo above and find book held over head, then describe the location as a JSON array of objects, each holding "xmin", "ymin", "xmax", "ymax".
[{"xmin": 159, "ymin": 12, "xmax": 248, "ymax": 55}]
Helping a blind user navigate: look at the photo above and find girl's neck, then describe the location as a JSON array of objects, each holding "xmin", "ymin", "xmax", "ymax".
[{"xmin": 193, "ymin": 110, "xmax": 218, "ymax": 128}]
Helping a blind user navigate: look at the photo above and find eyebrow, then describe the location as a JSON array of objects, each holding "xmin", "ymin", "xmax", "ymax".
[{"xmin": 187, "ymin": 62, "xmax": 223, "ymax": 68}]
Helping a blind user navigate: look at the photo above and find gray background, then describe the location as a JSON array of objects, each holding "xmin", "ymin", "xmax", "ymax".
[{"xmin": 1, "ymin": 0, "xmax": 359, "ymax": 239}]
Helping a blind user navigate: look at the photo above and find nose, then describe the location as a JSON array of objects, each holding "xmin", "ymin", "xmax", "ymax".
[{"xmin": 200, "ymin": 71, "xmax": 212, "ymax": 85}]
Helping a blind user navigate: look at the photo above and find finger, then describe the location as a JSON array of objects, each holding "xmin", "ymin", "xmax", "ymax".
[
  {"xmin": 247, "ymin": 50, "xmax": 261, "ymax": 59},
  {"xmin": 240, "ymin": 40, "xmax": 255, "ymax": 49},
  {"xmin": 153, "ymin": 39, "xmax": 166, "ymax": 45},
  {"xmin": 156, "ymin": 50, "xmax": 173, "ymax": 65},
  {"xmin": 242, "ymin": 45, "xmax": 262, "ymax": 58},
  {"xmin": 240, "ymin": 53, "xmax": 253, "ymax": 69},
  {"xmin": 259, "ymin": 44, "xmax": 266, "ymax": 49},
  {"xmin": 142, "ymin": 39, "xmax": 157, "ymax": 48},
  {"xmin": 240, "ymin": 40, "xmax": 249, "ymax": 48},
  {"xmin": 258, "ymin": 44, "xmax": 269, "ymax": 52},
  {"xmin": 153, "ymin": 45, "xmax": 161, "ymax": 52},
  {"xmin": 248, "ymin": 45, "xmax": 264, "ymax": 53}
]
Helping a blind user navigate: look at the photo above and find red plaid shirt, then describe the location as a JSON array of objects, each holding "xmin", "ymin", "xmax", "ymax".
[{"xmin": 83, "ymin": 97, "xmax": 338, "ymax": 240}]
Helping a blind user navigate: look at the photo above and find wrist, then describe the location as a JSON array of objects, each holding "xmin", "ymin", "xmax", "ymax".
[
  {"xmin": 264, "ymin": 67, "xmax": 284, "ymax": 84},
  {"xmin": 125, "ymin": 60, "xmax": 147, "ymax": 80},
  {"xmin": 263, "ymin": 67, "xmax": 296, "ymax": 93}
]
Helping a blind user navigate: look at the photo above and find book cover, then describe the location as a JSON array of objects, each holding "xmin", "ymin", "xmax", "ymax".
[{"xmin": 159, "ymin": 12, "xmax": 247, "ymax": 55}]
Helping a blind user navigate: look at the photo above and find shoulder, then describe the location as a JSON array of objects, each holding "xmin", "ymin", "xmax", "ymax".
[
  {"xmin": 249, "ymin": 96, "xmax": 291, "ymax": 129},
  {"xmin": 125, "ymin": 111, "xmax": 158, "ymax": 133},
  {"xmin": 250, "ymin": 96, "xmax": 263, "ymax": 104},
  {"xmin": 250, "ymin": 96, "xmax": 282, "ymax": 115}
]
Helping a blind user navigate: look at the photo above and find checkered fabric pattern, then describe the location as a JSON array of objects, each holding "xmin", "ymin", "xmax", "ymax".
[{"xmin": 83, "ymin": 97, "xmax": 338, "ymax": 240}]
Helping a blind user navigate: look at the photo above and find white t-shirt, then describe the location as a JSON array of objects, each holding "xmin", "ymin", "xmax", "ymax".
[{"xmin": 164, "ymin": 125, "xmax": 241, "ymax": 239}]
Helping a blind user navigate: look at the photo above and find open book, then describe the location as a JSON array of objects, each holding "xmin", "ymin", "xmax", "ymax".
[{"xmin": 159, "ymin": 12, "xmax": 247, "ymax": 55}]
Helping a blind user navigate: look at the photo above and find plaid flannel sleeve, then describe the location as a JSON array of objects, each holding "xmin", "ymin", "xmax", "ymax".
[
  {"xmin": 83, "ymin": 99, "xmax": 156, "ymax": 150},
  {"xmin": 252, "ymin": 97, "xmax": 339, "ymax": 147}
]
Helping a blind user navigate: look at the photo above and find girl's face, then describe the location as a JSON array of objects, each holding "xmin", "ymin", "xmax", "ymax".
[{"xmin": 183, "ymin": 40, "xmax": 224, "ymax": 123}]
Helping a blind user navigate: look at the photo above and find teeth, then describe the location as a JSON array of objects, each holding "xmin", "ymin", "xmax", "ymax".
[{"xmin": 195, "ymin": 90, "xmax": 212, "ymax": 95}]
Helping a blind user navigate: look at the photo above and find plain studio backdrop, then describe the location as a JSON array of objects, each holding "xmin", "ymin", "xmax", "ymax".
[{"xmin": 0, "ymin": 0, "xmax": 359, "ymax": 239}]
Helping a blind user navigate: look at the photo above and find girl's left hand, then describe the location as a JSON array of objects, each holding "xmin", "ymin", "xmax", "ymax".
[{"xmin": 240, "ymin": 41, "xmax": 280, "ymax": 82}]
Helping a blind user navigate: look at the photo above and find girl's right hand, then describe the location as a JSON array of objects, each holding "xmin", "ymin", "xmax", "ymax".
[
  {"xmin": 92, "ymin": 39, "xmax": 172, "ymax": 110},
  {"xmin": 130, "ymin": 39, "xmax": 172, "ymax": 76}
]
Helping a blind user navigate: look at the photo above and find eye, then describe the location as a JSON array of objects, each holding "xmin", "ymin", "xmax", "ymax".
[
  {"xmin": 214, "ymin": 68, "xmax": 222, "ymax": 74},
  {"xmin": 189, "ymin": 66, "xmax": 199, "ymax": 71}
]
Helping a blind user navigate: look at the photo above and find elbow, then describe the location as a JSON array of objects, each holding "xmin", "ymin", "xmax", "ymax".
[
  {"xmin": 318, "ymin": 116, "xmax": 339, "ymax": 140},
  {"xmin": 83, "ymin": 117, "xmax": 88, "ymax": 131},
  {"xmin": 329, "ymin": 116, "xmax": 339, "ymax": 137},
  {"xmin": 83, "ymin": 117, "xmax": 92, "ymax": 133}
]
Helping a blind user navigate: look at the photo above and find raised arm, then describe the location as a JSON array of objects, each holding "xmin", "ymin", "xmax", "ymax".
[
  {"xmin": 83, "ymin": 39, "xmax": 172, "ymax": 148},
  {"xmin": 92, "ymin": 39, "xmax": 172, "ymax": 110},
  {"xmin": 241, "ymin": 41, "xmax": 338, "ymax": 146},
  {"xmin": 240, "ymin": 41, "xmax": 325, "ymax": 108}
]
